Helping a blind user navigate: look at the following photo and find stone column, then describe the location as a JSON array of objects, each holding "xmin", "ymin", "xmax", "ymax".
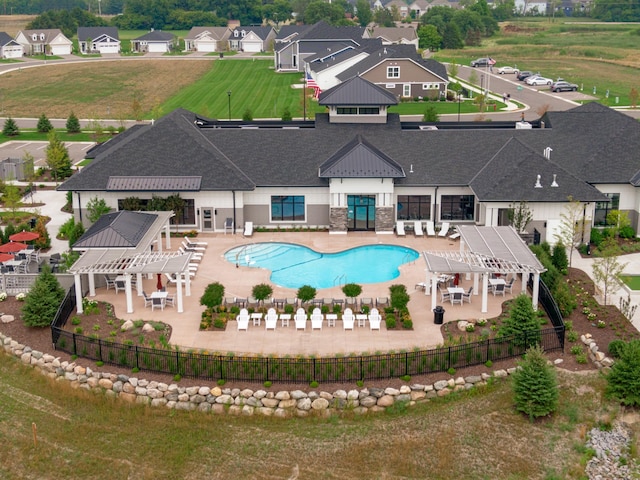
[
  {"xmin": 375, "ymin": 207, "xmax": 394, "ymax": 233},
  {"xmin": 330, "ymin": 207, "xmax": 348, "ymax": 233}
]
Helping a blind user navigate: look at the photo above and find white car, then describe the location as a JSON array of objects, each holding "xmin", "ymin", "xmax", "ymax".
[
  {"xmin": 525, "ymin": 75, "xmax": 553, "ymax": 86},
  {"xmin": 497, "ymin": 66, "xmax": 519, "ymax": 75}
]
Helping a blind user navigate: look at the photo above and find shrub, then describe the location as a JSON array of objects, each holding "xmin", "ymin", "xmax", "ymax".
[
  {"xmin": 570, "ymin": 345, "xmax": 582, "ymax": 355},
  {"xmin": 499, "ymin": 294, "xmax": 541, "ymax": 348},
  {"xmin": 608, "ymin": 339, "xmax": 626, "ymax": 358},
  {"xmin": 551, "ymin": 243, "xmax": 568, "ymax": 274},
  {"xmin": 252, "ymin": 283, "xmax": 273, "ymax": 304},
  {"xmin": 342, "ymin": 283, "xmax": 362, "ymax": 300},
  {"xmin": 263, "ymin": 381, "xmax": 272, "ymax": 388},
  {"xmin": 567, "ymin": 331, "xmax": 578, "ymax": 342},
  {"xmin": 217, "ymin": 379, "xmax": 226, "ymax": 386},
  {"xmin": 200, "ymin": 282, "xmax": 224, "ymax": 308},
  {"xmin": 389, "ymin": 284, "xmax": 410, "ymax": 312},
  {"xmin": 281, "ymin": 107, "xmax": 292, "ymax": 122},
  {"xmin": 605, "ymin": 340, "xmax": 640, "ymax": 406},
  {"xmin": 385, "ymin": 314, "xmax": 396, "ymax": 329},
  {"xmin": 485, "ymin": 360, "xmax": 493, "ymax": 368},
  {"xmin": 554, "ymin": 280, "xmax": 577, "ymax": 317},
  {"xmin": 332, "ymin": 304, "xmax": 341, "ymax": 314},
  {"xmin": 21, "ymin": 266, "xmax": 65, "ymax": 327},
  {"xmin": 402, "ymin": 319, "xmax": 413, "ymax": 329},
  {"xmin": 619, "ymin": 225, "xmax": 635, "ymax": 239},
  {"xmin": 512, "ymin": 345, "xmax": 559, "ymax": 419},
  {"xmin": 310, "ymin": 380, "xmax": 319, "ymax": 388},
  {"xmin": 37, "ymin": 113, "xmax": 53, "ymax": 133},
  {"xmin": 284, "ymin": 304, "xmax": 294, "ymax": 314},
  {"xmin": 296, "ymin": 285, "xmax": 316, "ymax": 304},
  {"xmin": 447, "ymin": 367, "xmax": 456, "ymax": 375}
]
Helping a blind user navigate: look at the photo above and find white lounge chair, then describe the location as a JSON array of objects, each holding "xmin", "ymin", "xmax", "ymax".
[
  {"xmin": 396, "ymin": 221, "xmax": 406, "ymax": 236},
  {"xmin": 426, "ymin": 220, "xmax": 436, "ymax": 236},
  {"xmin": 181, "ymin": 240, "xmax": 206, "ymax": 252},
  {"xmin": 294, "ymin": 308, "xmax": 307, "ymax": 330},
  {"xmin": 438, "ymin": 222, "xmax": 451, "ymax": 237},
  {"xmin": 449, "ymin": 228, "xmax": 461, "ymax": 240},
  {"xmin": 342, "ymin": 307, "xmax": 355, "ymax": 330},
  {"xmin": 243, "ymin": 221, "xmax": 253, "ymax": 237},
  {"xmin": 236, "ymin": 308, "xmax": 250, "ymax": 331},
  {"xmin": 184, "ymin": 236, "xmax": 207, "ymax": 247},
  {"xmin": 265, "ymin": 308, "xmax": 278, "ymax": 330},
  {"xmin": 311, "ymin": 307, "xmax": 323, "ymax": 330},
  {"xmin": 414, "ymin": 221, "xmax": 424, "ymax": 236},
  {"xmin": 368, "ymin": 308, "xmax": 382, "ymax": 331}
]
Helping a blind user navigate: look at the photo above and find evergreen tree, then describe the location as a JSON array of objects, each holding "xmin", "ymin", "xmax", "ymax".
[
  {"xmin": 86, "ymin": 196, "xmax": 112, "ymax": 223},
  {"xmin": 21, "ymin": 266, "xmax": 65, "ymax": 328},
  {"xmin": 355, "ymin": 0, "xmax": 372, "ymax": 26},
  {"xmin": 37, "ymin": 113, "xmax": 53, "ymax": 133},
  {"xmin": 605, "ymin": 340, "xmax": 640, "ymax": 407},
  {"xmin": 46, "ymin": 130, "xmax": 73, "ymax": 182},
  {"xmin": 512, "ymin": 345, "xmax": 559, "ymax": 420},
  {"xmin": 242, "ymin": 108, "xmax": 253, "ymax": 121},
  {"xmin": 551, "ymin": 242, "xmax": 568, "ymax": 274},
  {"xmin": 66, "ymin": 112, "xmax": 81, "ymax": 134},
  {"xmin": 33, "ymin": 216, "xmax": 51, "ymax": 250},
  {"xmin": 442, "ymin": 22, "xmax": 464, "ymax": 49},
  {"xmin": 3, "ymin": 117, "xmax": 19, "ymax": 136},
  {"xmin": 499, "ymin": 293, "xmax": 541, "ymax": 348}
]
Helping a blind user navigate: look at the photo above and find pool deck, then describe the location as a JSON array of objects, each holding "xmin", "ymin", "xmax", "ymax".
[{"xmin": 89, "ymin": 231, "xmax": 512, "ymax": 356}]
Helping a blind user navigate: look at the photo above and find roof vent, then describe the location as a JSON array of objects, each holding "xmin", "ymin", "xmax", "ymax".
[
  {"xmin": 543, "ymin": 147, "xmax": 552, "ymax": 159},
  {"xmin": 534, "ymin": 174, "xmax": 543, "ymax": 188},
  {"xmin": 551, "ymin": 174, "xmax": 559, "ymax": 187},
  {"xmin": 410, "ymin": 164, "xmax": 414, "ymax": 173}
]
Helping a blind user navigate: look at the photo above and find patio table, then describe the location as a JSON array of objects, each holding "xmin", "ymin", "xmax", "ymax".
[
  {"xmin": 326, "ymin": 314, "xmax": 337, "ymax": 327},
  {"xmin": 279, "ymin": 313, "xmax": 291, "ymax": 327},
  {"xmin": 356, "ymin": 314, "xmax": 367, "ymax": 327},
  {"xmin": 251, "ymin": 312, "xmax": 263, "ymax": 326}
]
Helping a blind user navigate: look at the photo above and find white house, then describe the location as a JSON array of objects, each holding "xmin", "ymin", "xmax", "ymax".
[
  {"xmin": 77, "ymin": 27, "xmax": 120, "ymax": 54},
  {"xmin": 15, "ymin": 29, "xmax": 72, "ymax": 56}
]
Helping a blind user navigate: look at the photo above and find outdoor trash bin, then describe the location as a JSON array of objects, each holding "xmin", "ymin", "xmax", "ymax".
[{"xmin": 433, "ymin": 306, "xmax": 445, "ymax": 325}]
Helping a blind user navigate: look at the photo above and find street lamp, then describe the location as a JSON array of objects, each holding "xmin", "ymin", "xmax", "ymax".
[
  {"xmin": 227, "ymin": 90, "xmax": 231, "ymax": 121},
  {"xmin": 457, "ymin": 92, "xmax": 462, "ymax": 122}
]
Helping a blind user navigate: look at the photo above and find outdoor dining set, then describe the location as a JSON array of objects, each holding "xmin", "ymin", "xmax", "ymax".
[
  {"xmin": 432, "ymin": 274, "xmax": 515, "ymax": 305},
  {"xmin": 0, "ymin": 230, "xmax": 41, "ymax": 274}
]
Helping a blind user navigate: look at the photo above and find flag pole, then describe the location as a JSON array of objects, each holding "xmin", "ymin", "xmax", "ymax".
[{"xmin": 303, "ymin": 69, "xmax": 307, "ymax": 121}]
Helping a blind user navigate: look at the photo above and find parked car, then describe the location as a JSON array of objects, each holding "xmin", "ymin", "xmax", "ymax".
[
  {"xmin": 517, "ymin": 70, "xmax": 536, "ymax": 81},
  {"xmin": 526, "ymin": 76, "xmax": 553, "ymax": 86},
  {"xmin": 471, "ymin": 57, "xmax": 493, "ymax": 67},
  {"xmin": 551, "ymin": 81, "xmax": 578, "ymax": 92},
  {"xmin": 497, "ymin": 66, "xmax": 519, "ymax": 75}
]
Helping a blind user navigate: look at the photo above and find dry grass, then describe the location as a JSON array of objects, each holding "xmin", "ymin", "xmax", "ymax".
[
  {"xmin": 2, "ymin": 352, "xmax": 637, "ymax": 479},
  {"xmin": 0, "ymin": 14, "xmax": 34, "ymax": 37}
]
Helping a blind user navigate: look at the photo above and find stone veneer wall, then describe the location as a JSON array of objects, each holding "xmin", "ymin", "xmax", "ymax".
[
  {"xmin": 375, "ymin": 207, "xmax": 394, "ymax": 233},
  {"xmin": 1, "ymin": 332, "xmax": 615, "ymax": 417},
  {"xmin": 329, "ymin": 207, "xmax": 347, "ymax": 233}
]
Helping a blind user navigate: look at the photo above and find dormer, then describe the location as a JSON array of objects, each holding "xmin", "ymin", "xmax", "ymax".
[
  {"xmin": 241, "ymin": 30, "xmax": 246, "ymax": 37},
  {"xmin": 233, "ymin": 30, "xmax": 239, "ymax": 37},
  {"xmin": 318, "ymin": 76, "xmax": 398, "ymax": 124},
  {"xmin": 32, "ymin": 34, "xmax": 37, "ymax": 41},
  {"xmin": 40, "ymin": 33, "xmax": 45, "ymax": 41}
]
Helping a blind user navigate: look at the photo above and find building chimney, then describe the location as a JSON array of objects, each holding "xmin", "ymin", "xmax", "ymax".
[{"xmin": 534, "ymin": 174, "xmax": 543, "ymax": 188}]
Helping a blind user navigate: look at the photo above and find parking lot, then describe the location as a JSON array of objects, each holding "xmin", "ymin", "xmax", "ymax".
[{"xmin": 0, "ymin": 140, "xmax": 93, "ymax": 168}]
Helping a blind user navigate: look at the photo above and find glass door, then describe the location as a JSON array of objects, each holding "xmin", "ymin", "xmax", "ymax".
[{"xmin": 347, "ymin": 195, "xmax": 376, "ymax": 231}]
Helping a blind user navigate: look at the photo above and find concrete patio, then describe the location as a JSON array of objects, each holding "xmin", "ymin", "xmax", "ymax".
[{"xmin": 88, "ymin": 231, "xmax": 512, "ymax": 356}]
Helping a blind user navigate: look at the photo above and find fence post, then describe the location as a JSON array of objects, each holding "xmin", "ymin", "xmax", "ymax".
[
  {"xmin": 72, "ymin": 332, "xmax": 77, "ymax": 355},
  {"xmin": 312, "ymin": 357, "xmax": 316, "ymax": 382},
  {"xmin": 405, "ymin": 351, "xmax": 408, "ymax": 377},
  {"xmin": 360, "ymin": 356, "xmax": 364, "ymax": 381},
  {"xmin": 486, "ymin": 338, "xmax": 490, "ymax": 363},
  {"xmin": 447, "ymin": 346, "xmax": 451, "ymax": 369},
  {"xmin": 266, "ymin": 356, "xmax": 269, "ymax": 382},
  {"xmin": 98, "ymin": 338, "xmax": 102, "ymax": 362},
  {"xmin": 135, "ymin": 345, "xmax": 139, "ymax": 369},
  {"xmin": 219, "ymin": 354, "xmax": 223, "ymax": 380}
]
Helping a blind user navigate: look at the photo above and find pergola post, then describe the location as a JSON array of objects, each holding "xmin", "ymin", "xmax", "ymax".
[
  {"xmin": 431, "ymin": 276, "xmax": 438, "ymax": 311},
  {"xmin": 125, "ymin": 274, "xmax": 134, "ymax": 313},
  {"xmin": 185, "ymin": 272, "xmax": 191, "ymax": 296},
  {"xmin": 74, "ymin": 274, "xmax": 83, "ymax": 313},
  {"xmin": 521, "ymin": 272, "xmax": 527, "ymax": 294},
  {"xmin": 88, "ymin": 273, "xmax": 96, "ymax": 297},
  {"xmin": 156, "ymin": 231, "xmax": 163, "ymax": 253},
  {"xmin": 164, "ymin": 223, "xmax": 171, "ymax": 250},
  {"xmin": 531, "ymin": 272, "xmax": 540, "ymax": 311},
  {"xmin": 481, "ymin": 273, "xmax": 489, "ymax": 313},
  {"xmin": 136, "ymin": 272, "xmax": 143, "ymax": 296},
  {"xmin": 473, "ymin": 273, "xmax": 479, "ymax": 296},
  {"xmin": 176, "ymin": 274, "xmax": 184, "ymax": 313}
]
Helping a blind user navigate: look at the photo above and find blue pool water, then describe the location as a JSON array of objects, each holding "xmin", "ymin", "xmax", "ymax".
[{"xmin": 224, "ymin": 243, "xmax": 419, "ymax": 289}]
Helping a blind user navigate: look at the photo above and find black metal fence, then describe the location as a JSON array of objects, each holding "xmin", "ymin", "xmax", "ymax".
[{"xmin": 49, "ymin": 280, "xmax": 565, "ymax": 383}]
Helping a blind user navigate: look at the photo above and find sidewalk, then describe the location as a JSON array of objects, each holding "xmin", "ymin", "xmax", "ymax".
[{"xmin": 571, "ymin": 248, "xmax": 640, "ymax": 331}]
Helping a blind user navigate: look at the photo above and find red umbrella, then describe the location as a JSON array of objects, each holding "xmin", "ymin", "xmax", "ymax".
[
  {"xmin": 157, "ymin": 273, "xmax": 163, "ymax": 291},
  {"xmin": 0, "ymin": 242, "xmax": 27, "ymax": 253},
  {"xmin": 0, "ymin": 253, "xmax": 14, "ymax": 262},
  {"xmin": 9, "ymin": 230, "xmax": 39, "ymax": 242}
]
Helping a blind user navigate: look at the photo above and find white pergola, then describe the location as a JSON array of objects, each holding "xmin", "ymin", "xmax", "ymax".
[
  {"xmin": 68, "ymin": 211, "xmax": 194, "ymax": 314},
  {"xmin": 422, "ymin": 226, "xmax": 546, "ymax": 313}
]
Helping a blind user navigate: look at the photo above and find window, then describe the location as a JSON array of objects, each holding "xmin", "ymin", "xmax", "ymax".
[
  {"xmin": 359, "ymin": 107, "xmax": 379, "ymax": 114},
  {"xmin": 594, "ymin": 193, "xmax": 619, "ymax": 226},
  {"xmin": 116, "ymin": 198, "xmax": 196, "ymax": 225},
  {"xmin": 386, "ymin": 83, "xmax": 395, "ymax": 88},
  {"xmin": 441, "ymin": 195, "xmax": 475, "ymax": 221},
  {"xmin": 397, "ymin": 195, "xmax": 431, "ymax": 220},
  {"xmin": 422, "ymin": 83, "xmax": 439, "ymax": 90},
  {"xmin": 337, "ymin": 107, "xmax": 358, "ymax": 115},
  {"xmin": 387, "ymin": 66, "xmax": 400, "ymax": 78},
  {"xmin": 271, "ymin": 196, "xmax": 305, "ymax": 221}
]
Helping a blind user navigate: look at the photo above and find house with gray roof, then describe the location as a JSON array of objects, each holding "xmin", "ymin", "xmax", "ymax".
[
  {"xmin": 59, "ymin": 78, "xmax": 639, "ymax": 245},
  {"xmin": 184, "ymin": 26, "xmax": 231, "ymax": 52},
  {"xmin": 0, "ymin": 32, "xmax": 23, "ymax": 58},
  {"xmin": 15, "ymin": 29, "xmax": 72, "ymax": 56},
  {"xmin": 363, "ymin": 26, "xmax": 419, "ymax": 48},
  {"xmin": 229, "ymin": 26, "xmax": 276, "ymax": 52},
  {"xmin": 77, "ymin": 27, "xmax": 120, "ymax": 54},
  {"xmin": 130, "ymin": 30, "xmax": 176, "ymax": 53}
]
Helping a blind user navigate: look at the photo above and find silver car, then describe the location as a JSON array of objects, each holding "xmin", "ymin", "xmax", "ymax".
[{"xmin": 497, "ymin": 66, "xmax": 519, "ymax": 74}]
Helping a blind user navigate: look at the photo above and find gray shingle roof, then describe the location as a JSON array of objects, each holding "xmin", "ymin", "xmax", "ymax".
[
  {"xmin": 0, "ymin": 32, "xmax": 16, "ymax": 46},
  {"xmin": 107, "ymin": 176, "xmax": 201, "ymax": 191},
  {"xmin": 77, "ymin": 27, "xmax": 119, "ymax": 41},
  {"xmin": 73, "ymin": 211, "xmax": 157, "ymax": 248},
  {"xmin": 133, "ymin": 30, "xmax": 174, "ymax": 42},
  {"xmin": 319, "ymin": 135, "xmax": 405, "ymax": 178},
  {"xmin": 318, "ymin": 76, "xmax": 398, "ymax": 106}
]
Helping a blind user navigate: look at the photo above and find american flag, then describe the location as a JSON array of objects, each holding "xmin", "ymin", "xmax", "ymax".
[
  {"xmin": 488, "ymin": 57, "xmax": 496, "ymax": 65},
  {"xmin": 306, "ymin": 71, "xmax": 321, "ymax": 98}
]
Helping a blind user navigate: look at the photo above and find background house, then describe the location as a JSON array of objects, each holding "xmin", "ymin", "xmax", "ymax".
[
  {"xmin": 0, "ymin": 32, "xmax": 23, "ymax": 58},
  {"xmin": 364, "ymin": 27, "xmax": 419, "ymax": 49},
  {"xmin": 184, "ymin": 27, "xmax": 231, "ymax": 52},
  {"xmin": 229, "ymin": 26, "xmax": 275, "ymax": 52},
  {"xmin": 130, "ymin": 30, "xmax": 176, "ymax": 53},
  {"xmin": 15, "ymin": 29, "xmax": 72, "ymax": 55},
  {"xmin": 77, "ymin": 27, "xmax": 120, "ymax": 54}
]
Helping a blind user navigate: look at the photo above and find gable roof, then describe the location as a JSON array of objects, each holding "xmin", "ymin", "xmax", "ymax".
[
  {"xmin": 319, "ymin": 75, "xmax": 398, "ymax": 106},
  {"xmin": 293, "ymin": 21, "xmax": 365, "ymax": 41},
  {"xmin": 17, "ymin": 29, "xmax": 69, "ymax": 44},
  {"xmin": 319, "ymin": 134, "xmax": 406, "ymax": 178},
  {"xmin": 469, "ymin": 138, "xmax": 606, "ymax": 202},
  {"xmin": 185, "ymin": 26, "xmax": 230, "ymax": 40},
  {"xmin": 77, "ymin": 27, "xmax": 119, "ymax": 42},
  {"xmin": 73, "ymin": 211, "xmax": 157, "ymax": 249},
  {"xmin": 232, "ymin": 26, "xmax": 274, "ymax": 40},
  {"xmin": 275, "ymin": 24, "xmax": 312, "ymax": 41},
  {"xmin": 133, "ymin": 30, "xmax": 175, "ymax": 42},
  {"xmin": 0, "ymin": 32, "xmax": 18, "ymax": 46},
  {"xmin": 367, "ymin": 26, "xmax": 418, "ymax": 42}
]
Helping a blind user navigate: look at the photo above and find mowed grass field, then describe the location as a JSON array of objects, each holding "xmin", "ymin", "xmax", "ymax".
[{"xmin": 1, "ymin": 353, "xmax": 638, "ymax": 479}]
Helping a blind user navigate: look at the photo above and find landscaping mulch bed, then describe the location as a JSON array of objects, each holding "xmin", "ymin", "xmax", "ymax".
[{"xmin": 1, "ymin": 267, "xmax": 638, "ymax": 393}]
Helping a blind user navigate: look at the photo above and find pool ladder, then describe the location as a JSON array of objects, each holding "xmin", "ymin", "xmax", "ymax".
[{"xmin": 334, "ymin": 274, "xmax": 347, "ymax": 286}]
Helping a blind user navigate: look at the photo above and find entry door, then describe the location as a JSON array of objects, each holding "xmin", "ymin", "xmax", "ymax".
[
  {"xmin": 347, "ymin": 195, "xmax": 376, "ymax": 231},
  {"xmin": 202, "ymin": 208, "xmax": 214, "ymax": 231}
]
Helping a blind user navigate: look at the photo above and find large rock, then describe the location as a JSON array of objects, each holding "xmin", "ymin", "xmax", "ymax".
[{"xmin": 1, "ymin": 315, "xmax": 15, "ymax": 323}]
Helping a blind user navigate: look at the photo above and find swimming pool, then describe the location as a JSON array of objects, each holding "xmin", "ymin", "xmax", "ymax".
[{"xmin": 224, "ymin": 243, "xmax": 419, "ymax": 289}]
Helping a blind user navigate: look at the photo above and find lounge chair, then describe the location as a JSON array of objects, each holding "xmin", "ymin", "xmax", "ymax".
[
  {"xmin": 449, "ymin": 228, "xmax": 461, "ymax": 241},
  {"xmin": 224, "ymin": 217, "xmax": 234, "ymax": 234},
  {"xmin": 236, "ymin": 308, "xmax": 250, "ymax": 331},
  {"xmin": 311, "ymin": 307, "xmax": 323, "ymax": 330},
  {"xmin": 286, "ymin": 298, "xmax": 298, "ymax": 308},
  {"xmin": 438, "ymin": 222, "xmax": 451, "ymax": 237},
  {"xmin": 294, "ymin": 308, "xmax": 307, "ymax": 330},
  {"xmin": 414, "ymin": 221, "xmax": 424, "ymax": 236},
  {"xmin": 376, "ymin": 297, "xmax": 389, "ymax": 307},
  {"xmin": 342, "ymin": 308, "xmax": 355, "ymax": 330},
  {"xmin": 184, "ymin": 236, "xmax": 207, "ymax": 247},
  {"xmin": 243, "ymin": 221, "xmax": 253, "ymax": 237},
  {"xmin": 181, "ymin": 240, "xmax": 206, "ymax": 252},
  {"xmin": 396, "ymin": 221, "xmax": 406, "ymax": 236},
  {"xmin": 368, "ymin": 308, "xmax": 382, "ymax": 331},
  {"xmin": 265, "ymin": 308, "xmax": 278, "ymax": 330},
  {"xmin": 462, "ymin": 287, "xmax": 473, "ymax": 304},
  {"xmin": 426, "ymin": 220, "xmax": 436, "ymax": 236}
]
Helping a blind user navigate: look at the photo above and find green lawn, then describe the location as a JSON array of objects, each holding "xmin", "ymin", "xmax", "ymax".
[
  {"xmin": 621, "ymin": 275, "xmax": 640, "ymax": 290},
  {"xmin": 0, "ymin": 131, "xmax": 94, "ymax": 144}
]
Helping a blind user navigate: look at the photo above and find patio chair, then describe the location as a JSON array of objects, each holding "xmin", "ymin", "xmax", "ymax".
[
  {"xmin": 294, "ymin": 308, "xmax": 307, "ymax": 330},
  {"xmin": 29, "ymin": 249, "xmax": 40, "ymax": 264},
  {"xmin": 505, "ymin": 277, "xmax": 516, "ymax": 294},
  {"xmin": 243, "ymin": 221, "xmax": 253, "ymax": 237},
  {"xmin": 224, "ymin": 217, "xmax": 234, "ymax": 234},
  {"xmin": 151, "ymin": 296, "xmax": 165, "ymax": 311},
  {"xmin": 451, "ymin": 291, "xmax": 463, "ymax": 305},
  {"xmin": 493, "ymin": 283, "xmax": 506, "ymax": 297},
  {"xmin": 184, "ymin": 236, "xmax": 208, "ymax": 247},
  {"xmin": 178, "ymin": 247, "xmax": 203, "ymax": 260},
  {"xmin": 286, "ymin": 298, "xmax": 298, "ymax": 308},
  {"xmin": 265, "ymin": 308, "xmax": 278, "ymax": 330},
  {"xmin": 376, "ymin": 297, "xmax": 389, "ymax": 307},
  {"xmin": 368, "ymin": 308, "xmax": 382, "ymax": 331},
  {"xmin": 142, "ymin": 291, "xmax": 153, "ymax": 308},
  {"xmin": 104, "ymin": 275, "xmax": 116, "ymax": 291},
  {"xmin": 165, "ymin": 293, "xmax": 176, "ymax": 308},
  {"xmin": 236, "ymin": 308, "xmax": 250, "ymax": 331},
  {"xmin": 114, "ymin": 279, "xmax": 126, "ymax": 294},
  {"xmin": 439, "ymin": 287, "xmax": 450, "ymax": 303},
  {"xmin": 181, "ymin": 241, "xmax": 205, "ymax": 252},
  {"xmin": 342, "ymin": 308, "xmax": 355, "ymax": 330},
  {"xmin": 462, "ymin": 287, "xmax": 473, "ymax": 304},
  {"xmin": 311, "ymin": 307, "xmax": 323, "ymax": 330},
  {"xmin": 414, "ymin": 221, "xmax": 424, "ymax": 236},
  {"xmin": 449, "ymin": 228, "xmax": 461, "ymax": 241},
  {"xmin": 438, "ymin": 222, "xmax": 451, "ymax": 237},
  {"xmin": 322, "ymin": 298, "xmax": 333, "ymax": 307},
  {"xmin": 426, "ymin": 220, "xmax": 436, "ymax": 236},
  {"xmin": 224, "ymin": 297, "xmax": 236, "ymax": 307},
  {"xmin": 360, "ymin": 298, "xmax": 373, "ymax": 309},
  {"xmin": 396, "ymin": 221, "xmax": 406, "ymax": 237},
  {"xmin": 49, "ymin": 253, "xmax": 62, "ymax": 272}
]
